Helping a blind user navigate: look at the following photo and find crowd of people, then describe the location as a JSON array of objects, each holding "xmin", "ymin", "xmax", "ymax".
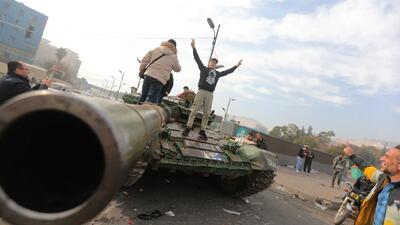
[{"xmin": 295, "ymin": 145, "xmax": 315, "ymax": 173}]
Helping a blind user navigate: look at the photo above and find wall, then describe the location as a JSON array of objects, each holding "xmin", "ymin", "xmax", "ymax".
[
  {"xmin": 227, "ymin": 123, "xmax": 335, "ymax": 174},
  {"xmin": 0, "ymin": 0, "xmax": 47, "ymax": 63}
]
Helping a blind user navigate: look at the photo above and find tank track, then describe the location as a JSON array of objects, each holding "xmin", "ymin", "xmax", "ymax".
[
  {"xmin": 234, "ymin": 170, "xmax": 275, "ymax": 197},
  {"xmin": 122, "ymin": 161, "xmax": 148, "ymax": 187},
  {"xmin": 219, "ymin": 170, "xmax": 275, "ymax": 198}
]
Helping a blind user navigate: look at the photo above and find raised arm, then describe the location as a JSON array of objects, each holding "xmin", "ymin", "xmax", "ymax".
[
  {"xmin": 344, "ymin": 144, "xmax": 383, "ymax": 183},
  {"xmin": 219, "ymin": 59, "xmax": 242, "ymax": 77},
  {"xmin": 191, "ymin": 39, "xmax": 206, "ymax": 70}
]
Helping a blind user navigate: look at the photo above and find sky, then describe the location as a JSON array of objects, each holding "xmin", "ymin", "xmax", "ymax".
[{"xmin": 20, "ymin": 0, "xmax": 400, "ymax": 142}]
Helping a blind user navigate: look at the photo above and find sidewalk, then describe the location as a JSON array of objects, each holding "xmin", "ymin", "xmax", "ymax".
[{"xmin": 273, "ymin": 166, "xmax": 345, "ymax": 202}]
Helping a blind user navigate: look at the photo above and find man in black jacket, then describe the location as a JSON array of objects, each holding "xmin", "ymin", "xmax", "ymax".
[
  {"xmin": 182, "ymin": 39, "xmax": 242, "ymax": 140},
  {"xmin": 0, "ymin": 61, "xmax": 51, "ymax": 105}
]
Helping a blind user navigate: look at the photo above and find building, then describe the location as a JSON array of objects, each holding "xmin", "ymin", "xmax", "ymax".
[
  {"xmin": 0, "ymin": 0, "xmax": 47, "ymax": 63},
  {"xmin": 33, "ymin": 39, "xmax": 81, "ymax": 78}
]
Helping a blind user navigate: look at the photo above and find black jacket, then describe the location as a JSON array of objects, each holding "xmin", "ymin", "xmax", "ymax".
[
  {"xmin": 0, "ymin": 72, "xmax": 47, "ymax": 105},
  {"xmin": 297, "ymin": 148, "xmax": 306, "ymax": 158},
  {"xmin": 161, "ymin": 74, "xmax": 174, "ymax": 96},
  {"xmin": 193, "ymin": 48, "xmax": 237, "ymax": 92}
]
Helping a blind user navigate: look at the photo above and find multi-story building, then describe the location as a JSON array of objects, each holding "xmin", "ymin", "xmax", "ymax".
[
  {"xmin": 33, "ymin": 39, "xmax": 82, "ymax": 78},
  {"xmin": 0, "ymin": 0, "xmax": 47, "ymax": 63}
]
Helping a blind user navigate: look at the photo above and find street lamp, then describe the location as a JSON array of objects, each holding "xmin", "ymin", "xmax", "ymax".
[
  {"xmin": 115, "ymin": 70, "xmax": 125, "ymax": 100},
  {"xmin": 108, "ymin": 75, "xmax": 116, "ymax": 98},
  {"xmin": 220, "ymin": 97, "xmax": 235, "ymax": 132},
  {"xmin": 207, "ymin": 17, "xmax": 221, "ymax": 63},
  {"xmin": 101, "ymin": 79, "xmax": 108, "ymax": 97}
]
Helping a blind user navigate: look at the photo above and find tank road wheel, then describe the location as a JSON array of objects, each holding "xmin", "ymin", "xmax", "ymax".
[
  {"xmin": 219, "ymin": 170, "xmax": 275, "ymax": 198},
  {"xmin": 123, "ymin": 161, "xmax": 148, "ymax": 187}
]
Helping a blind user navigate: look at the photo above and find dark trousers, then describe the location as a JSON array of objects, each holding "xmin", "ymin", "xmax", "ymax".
[
  {"xmin": 139, "ymin": 76, "xmax": 163, "ymax": 103},
  {"xmin": 331, "ymin": 170, "xmax": 342, "ymax": 187},
  {"xmin": 303, "ymin": 159, "xmax": 312, "ymax": 173}
]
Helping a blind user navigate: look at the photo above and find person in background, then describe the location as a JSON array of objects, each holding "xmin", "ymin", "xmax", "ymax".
[
  {"xmin": 177, "ymin": 86, "xmax": 196, "ymax": 107},
  {"xmin": 256, "ymin": 132, "xmax": 268, "ymax": 149},
  {"xmin": 246, "ymin": 133, "xmax": 254, "ymax": 141},
  {"xmin": 331, "ymin": 154, "xmax": 346, "ymax": 187},
  {"xmin": 295, "ymin": 145, "xmax": 307, "ymax": 172},
  {"xmin": 303, "ymin": 148, "xmax": 315, "ymax": 173},
  {"xmin": 0, "ymin": 61, "xmax": 51, "ymax": 105}
]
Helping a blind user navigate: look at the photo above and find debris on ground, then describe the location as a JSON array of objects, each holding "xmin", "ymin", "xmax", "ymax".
[
  {"xmin": 122, "ymin": 192, "xmax": 129, "ymax": 195},
  {"xmin": 275, "ymin": 185, "xmax": 286, "ymax": 192},
  {"xmin": 137, "ymin": 210, "xmax": 163, "ymax": 220},
  {"xmin": 139, "ymin": 188, "xmax": 143, "ymax": 192},
  {"xmin": 242, "ymin": 198, "xmax": 250, "ymax": 204},
  {"xmin": 292, "ymin": 193, "xmax": 306, "ymax": 201},
  {"xmin": 164, "ymin": 179, "xmax": 171, "ymax": 183},
  {"xmin": 314, "ymin": 197, "xmax": 342, "ymax": 211},
  {"xmin": 165, "ymin": 210, "xmax": 175, "ymax": 217},
  {"xmin": 222, "ymin": 208, "xmax": 241, "ymax": 216}
]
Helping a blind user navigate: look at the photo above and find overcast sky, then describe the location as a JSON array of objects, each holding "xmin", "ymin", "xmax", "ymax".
[{"xmin": 21, "ymin": 0, "xmax": 400, "ymax": 142}]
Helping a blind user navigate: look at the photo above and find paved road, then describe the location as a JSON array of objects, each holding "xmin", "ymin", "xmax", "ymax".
[
  {"xmin": 86, "ymin": 171, "xmax": 336, "ymax": 225},
  {"xmin": 0, "ymin": 171, "xmax": 338, "ymax": 225}
]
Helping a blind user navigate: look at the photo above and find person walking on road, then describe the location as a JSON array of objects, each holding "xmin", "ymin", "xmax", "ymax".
[
  {"xmin": 331, "ymin": 154, "xmax": 346, "ymax": 187},
  {"xmin": 182, "ymin": 38, "xmax": 242, "ymax": 141},
  {"xmin": 343, "ymin": 144, "xmax": 400, "ymax": 225}
]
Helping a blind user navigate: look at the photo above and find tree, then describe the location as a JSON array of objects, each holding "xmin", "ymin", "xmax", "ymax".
[
  {"xmin": 56, "ymin": 48, "xmax": 67, "ymax": 65},
  {"xmin": 306, "ymin": 125, "xmax": 313, "ymax": 136},
  {"xmin": 269, "ymin": 126, "xmax": 286, "ymax": 139}
]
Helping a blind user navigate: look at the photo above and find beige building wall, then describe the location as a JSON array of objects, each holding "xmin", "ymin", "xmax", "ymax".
[{"xmin": 33, "ymin": 39, "xmax": 81, "ymax": 78}]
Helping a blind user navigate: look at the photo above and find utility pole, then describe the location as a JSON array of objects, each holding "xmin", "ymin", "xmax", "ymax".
[
  {"xmin": 115, "ymin": 70, "xmax": 125, "ymax": 100},
  {"xmin": 220, "ymin": 97, "xmax": 235, "ymax": 132},
  {"xmin": 108, "ymin": 76, "xmax": 116, "ymax": 98}
]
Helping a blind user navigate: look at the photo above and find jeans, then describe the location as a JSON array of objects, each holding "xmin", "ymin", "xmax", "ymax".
[
  {"xmin": 139, "ymin": 76, "xmax": 163, "ymax": 103},
  {"xmin": 295, "ymin": 156, "xmax": 304, "ymax": 171}
]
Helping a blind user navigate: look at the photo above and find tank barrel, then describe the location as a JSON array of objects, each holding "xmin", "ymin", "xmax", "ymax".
[{"xmin": 0, "ymin": 91, "xmax": 167, "ymax": 225}]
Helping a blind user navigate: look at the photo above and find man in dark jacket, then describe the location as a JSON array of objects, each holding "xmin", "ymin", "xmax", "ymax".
[
  {"xmin": 0, "ymin": 61, "xmax": 51, "ymax": 105},
  {"xmin": 303, "ymin": 149, "xmax": 315, "ymax": 173},
  {"xmin": 182, "ymin": 38, "xmax": 242, "ymax": 140}
]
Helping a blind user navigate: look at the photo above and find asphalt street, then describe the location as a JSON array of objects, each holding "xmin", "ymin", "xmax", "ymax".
[
  {"xmin": 86, "ymin": 171, "xmax": 336, "ymax": 225},
  {"xmin": 0, "ymin": 171, "xmax": 339, "ymax": 225}
]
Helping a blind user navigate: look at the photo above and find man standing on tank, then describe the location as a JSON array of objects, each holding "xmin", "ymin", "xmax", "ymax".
[
  {"xmin": 182, "ymin": 38, "xmax": 242, "ymax": 140},
  {"xmin": 138, "ymin": 39, "xmax": 181, "ymax": 103}
]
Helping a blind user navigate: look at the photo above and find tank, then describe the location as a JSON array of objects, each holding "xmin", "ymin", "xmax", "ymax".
[
  {"xmin": 121, "ymin": 93, "xmax": 277, "ymax": 197},
  {"xmin": 0, "ymin": 91, "xmax": 276, "ymax": 225}
]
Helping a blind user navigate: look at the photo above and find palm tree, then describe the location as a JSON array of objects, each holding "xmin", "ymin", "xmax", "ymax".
[{"xmin": 56, "ymin": 48, "xmax": 67, "ymax": 65}]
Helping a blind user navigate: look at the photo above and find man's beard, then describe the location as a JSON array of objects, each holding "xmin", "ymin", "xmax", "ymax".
[{"xmin": 383, "ymin": 169, "xmax": 391, "ymax": 176}]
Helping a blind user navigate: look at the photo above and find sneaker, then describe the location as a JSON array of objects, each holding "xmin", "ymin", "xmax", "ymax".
[
  {"xmin": 182, "ymin": 127, "xmax": 191, "ymax": 136},
  {"xmin": 199, "ymin": 130, "xmax": 208, "ymax": 141}
]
